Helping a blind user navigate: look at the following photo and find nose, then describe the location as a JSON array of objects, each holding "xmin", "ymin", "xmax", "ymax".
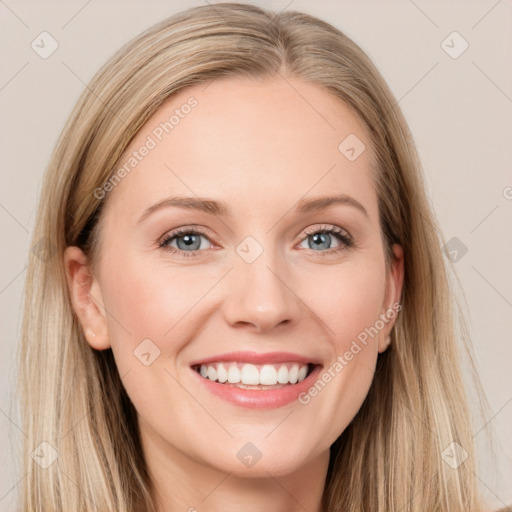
[{"xmin": 221, "ymin": 253, "xmax": 301, "ymax": 333}]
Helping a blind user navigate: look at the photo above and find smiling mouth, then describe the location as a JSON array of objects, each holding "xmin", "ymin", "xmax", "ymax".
[{"xmin": 192, "ymin": 362, "xmax": 317, "ymax": 389}]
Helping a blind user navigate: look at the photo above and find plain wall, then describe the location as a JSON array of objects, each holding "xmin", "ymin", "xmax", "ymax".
[{"xmin": 1, "ymin": 0, "xmax": 511, "ymax": 509}]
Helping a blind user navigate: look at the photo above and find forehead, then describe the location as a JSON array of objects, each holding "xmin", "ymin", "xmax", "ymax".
[{"xmin": 102, "ymin": 76, "xmax": 377, "ymax": 224}]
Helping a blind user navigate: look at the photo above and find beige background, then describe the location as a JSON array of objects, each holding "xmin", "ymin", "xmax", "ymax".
[{"xmin": 1, "ymin": 0, "xmax": 511, "ymax": 509}]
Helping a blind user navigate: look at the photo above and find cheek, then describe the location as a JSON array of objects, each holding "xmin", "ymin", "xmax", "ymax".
[
  {"xmin": 305, "ymin": 258, "xmax": 386, "ymax": 348},
  {"xmin": 96, "ymin": 254, "xmax": 202, "ymax": 422},
  {"xmin": 99, "ymin": 252, "xmax": 209, "ymax": 343},
  {"xmin": 301, "ymin": 264, "xmax": 384, "ymax": 448},
  {"xmin": 293, "ymin": 258, "xmax": 386, "ymax": 438}
]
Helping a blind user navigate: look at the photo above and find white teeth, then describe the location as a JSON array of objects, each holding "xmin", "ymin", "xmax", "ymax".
[
  {"xmin": 259, "ymin": 365, "xmax": 278, "ymax": 385},
  {"xmin": 288, "ymin": 364, "xmax": 299, "ymax": 384},
  {"xmin": 217, "ymin": 363, "xmax": 228, "ymax": 383},
  {"xmin": 227, "ymin": 365, "xmax": 241, "ymax": 383},
  {"xmin": 277, "ymin": 365, "xmax": 289, "ymax": 384},
  {"xmin": 207, "ymin": 366, "xmax": 217, "ymax": 382},
  {"xmin": 197, "ymin": 362, "xmax": 311, "ymax": 386},
  {"xmin": 240, "ymin": 364, "xmax": 260, "ymax": 385}
]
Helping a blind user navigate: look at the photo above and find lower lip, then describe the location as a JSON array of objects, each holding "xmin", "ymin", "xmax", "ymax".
[{"xmin": 191, "ymin": 365, "xmax": 322, "ymax": 409}]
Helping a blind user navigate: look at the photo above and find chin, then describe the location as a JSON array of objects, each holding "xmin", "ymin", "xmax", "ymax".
[{"xmin": 204, "ymin": 444, "xmax": 321, "ymax": 478}]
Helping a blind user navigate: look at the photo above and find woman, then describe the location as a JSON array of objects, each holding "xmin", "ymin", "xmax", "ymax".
[{"xmin": 19, "ymin": 3, "xmax": 489, "ymax": 511}]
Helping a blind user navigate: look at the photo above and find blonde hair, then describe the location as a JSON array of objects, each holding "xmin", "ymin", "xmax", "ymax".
[{"xmin": 19, "ymin": 3, "xmax": 485, "ymax": 510}]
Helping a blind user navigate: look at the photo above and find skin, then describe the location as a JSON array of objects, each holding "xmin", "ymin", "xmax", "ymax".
[{"xmin": 65, "ymin": 76, "xmax": 404, "ymax": 512}]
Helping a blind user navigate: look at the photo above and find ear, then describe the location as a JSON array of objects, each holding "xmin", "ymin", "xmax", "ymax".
[
  {"xmin": 378, "ymin": 243, "xmax": 404, "ymax": 353},
  {"xmin": 63, "ymin": 246, "xmax": 110, "ymax": 350}
]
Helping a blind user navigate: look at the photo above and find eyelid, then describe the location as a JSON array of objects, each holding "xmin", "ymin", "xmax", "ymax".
[
  {"xmin": 157, "ymin": 225, "xmax": 218, "ymax": 247},
  {"xmin": 298, "ymin": 223, "xmax": 352, "ymax": 243}
]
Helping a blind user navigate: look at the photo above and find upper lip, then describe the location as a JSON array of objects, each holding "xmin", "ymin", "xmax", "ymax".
[{"xmin": 189, "ymin": 351, "xmax": 322, "ymax": 367}]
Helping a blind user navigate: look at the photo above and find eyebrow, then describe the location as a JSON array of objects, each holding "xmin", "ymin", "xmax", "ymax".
[{"xmin": 137, "ymin": 193, "xmax": 368, "ymax": 223}]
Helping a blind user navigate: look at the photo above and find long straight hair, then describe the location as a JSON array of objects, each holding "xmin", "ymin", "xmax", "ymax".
[{"xmin": 19, "ymin": 3, "xmax": 484, "ymax": 510}]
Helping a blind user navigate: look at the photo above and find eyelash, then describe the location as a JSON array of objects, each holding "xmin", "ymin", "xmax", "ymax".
[{"xmin": 157, "ymin": 224, "xmax": 354, "ymax": 258}]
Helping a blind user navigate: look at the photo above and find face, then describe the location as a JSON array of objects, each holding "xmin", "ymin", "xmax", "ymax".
[{"xmin": 65, "ymin": 77, "xmax": 403, "ymax": 480}]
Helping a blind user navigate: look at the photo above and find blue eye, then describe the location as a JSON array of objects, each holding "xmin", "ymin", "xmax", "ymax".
[
  {"xmin": 299, "ymin": 225, "xmax": 353, "ymax": 256},
  {"xmin": 158, "ymin": 224, "xmax": 353, "ymax": 258},
  {"xmin": 158, "ymin": 228, "xmax": 211, "ymax": 257}
]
